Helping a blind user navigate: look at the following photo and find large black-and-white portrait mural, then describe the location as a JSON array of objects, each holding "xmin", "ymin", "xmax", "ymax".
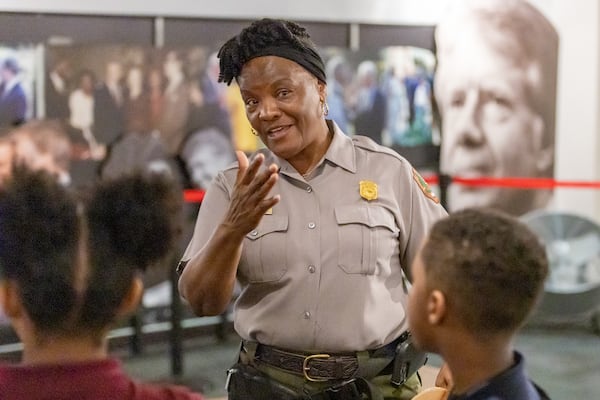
[{"xmin": 434, "ymin": 0, "xmax": 559, "ymax": 216}]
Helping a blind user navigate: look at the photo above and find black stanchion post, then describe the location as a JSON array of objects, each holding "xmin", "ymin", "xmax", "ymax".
[
  {"xmin": 129, "ymin": 311, "xmax": 143, "ymax": 355},
  {"xmin": 438, "ymin": 173, "xmax": 451, "ymax": 211},
  {"xmin": 169, "ymin": 263, "xmax": 183, "ymax": 376}
]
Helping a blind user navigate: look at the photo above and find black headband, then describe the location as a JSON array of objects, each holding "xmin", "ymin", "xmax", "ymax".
[{"xmin": 248, "ymin": 45, "xmax": 326, "ymax": 84}]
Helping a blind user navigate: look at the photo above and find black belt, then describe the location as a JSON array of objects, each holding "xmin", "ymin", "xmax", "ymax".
[
  {"xmin": 256, "ymin": 345, "xmax": 359, "ymax": 381},
  {"xmin": 251, "ymin": 338, "xmax": 401, "ymax": 382}
]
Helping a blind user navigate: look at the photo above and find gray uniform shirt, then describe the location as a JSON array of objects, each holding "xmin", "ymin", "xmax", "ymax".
[{"xmin": 181, "ymin": 122, "xmax": 447, "ymax": 352}]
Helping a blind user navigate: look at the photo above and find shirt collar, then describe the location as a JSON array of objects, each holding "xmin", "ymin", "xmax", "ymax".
[
  {"xmin": 323, "ymin": 119, "xmax": 356, "ymax": 173},
  {"xmin": 269, "ymin": 119, "xmax": 357, "ymax": 176},
  {"xmin": 448, "ymin": 352, "xmax": 531, "ymax": 400}
]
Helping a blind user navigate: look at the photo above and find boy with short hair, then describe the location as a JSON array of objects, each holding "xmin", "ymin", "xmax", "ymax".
[{"xmin": 408, "ymin": 208, "xmax": 550, "ymax": 399}]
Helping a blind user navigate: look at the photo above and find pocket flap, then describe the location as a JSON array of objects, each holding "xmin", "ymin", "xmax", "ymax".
[
  {"xmin": 246, "ymin": 216, "xmax": 289, "ymax": 240},
  {"xmin": 335, "ymin": 205, "xmax": 396, "ymax": 231}
]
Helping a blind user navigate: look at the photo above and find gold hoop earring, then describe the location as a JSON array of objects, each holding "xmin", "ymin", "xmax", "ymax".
[{"xmin": 251, "ymin": 128, "xmax": 258, "ymax": 136}]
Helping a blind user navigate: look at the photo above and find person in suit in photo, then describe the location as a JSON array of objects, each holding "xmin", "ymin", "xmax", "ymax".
[
  {"xmin": 352, "ymin": 60, "xmax": 387, "ymax": 144},
  {"xmin": 94, "ymin": 60, "xmax": 126, "ymax": 149},
  {"xmin": 0, "ymin": 57, "xmax": 27, "ymax": 128},
  {"xmin": 45, "ymin": 57, "xmax": 73, "ymax": 123}
]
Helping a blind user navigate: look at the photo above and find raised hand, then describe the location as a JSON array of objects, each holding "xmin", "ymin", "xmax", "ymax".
[{"xmin": 223, "ymin": 151, "xmax": 280, "ymax": 236}]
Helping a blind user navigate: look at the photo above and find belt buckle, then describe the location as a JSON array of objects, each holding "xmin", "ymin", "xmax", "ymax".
[{"xmin": 302, "ymin": 353, "xmax": 330, "ymax": 382}]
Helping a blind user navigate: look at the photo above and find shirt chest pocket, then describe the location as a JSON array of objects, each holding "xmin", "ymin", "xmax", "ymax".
[
  {"xmin": 335, "ymin": 205, "xmax": 399, "ymax": 275},
  {"xmin": 241, "ymin": 216, "xmax": 289, "ymax": 283}
]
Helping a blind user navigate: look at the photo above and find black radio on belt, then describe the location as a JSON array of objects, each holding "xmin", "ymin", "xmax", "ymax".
[{"xmin": 391, "ymin": 331, "xmax": 428, "ymax": 387}]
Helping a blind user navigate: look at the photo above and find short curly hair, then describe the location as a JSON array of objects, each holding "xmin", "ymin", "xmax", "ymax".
[
  {"xmin": 217, "ymin": 18, "xmax": 326, "ymax": 85},
  {"xmin": 421, "ymin": 208, "xmax": 548, "ymax": 336}
]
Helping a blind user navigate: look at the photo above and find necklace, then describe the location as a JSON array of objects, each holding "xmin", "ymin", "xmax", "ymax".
[
  {"xmin": 302, "ymin": 170, "xmax": 312, "ymax": 179},
  {"xmin": 302, "ymin": 164, "xmax": 317, "ymax": 179}
]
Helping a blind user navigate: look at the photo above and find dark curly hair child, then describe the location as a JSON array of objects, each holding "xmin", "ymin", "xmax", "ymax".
[{"xmin": 0, "ymin": 167, "xmax": 204, "ymax": 400}]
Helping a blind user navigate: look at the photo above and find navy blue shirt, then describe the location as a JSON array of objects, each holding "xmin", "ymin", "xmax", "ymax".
[{"xmin": 448, "ymin": 352, "xmax": 550, "ymax": 400}]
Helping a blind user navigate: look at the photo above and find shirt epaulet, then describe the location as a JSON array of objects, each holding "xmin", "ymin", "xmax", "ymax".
[{"xmin": 352, "ymin": 135, "xmax": 406, "ymax": 163}]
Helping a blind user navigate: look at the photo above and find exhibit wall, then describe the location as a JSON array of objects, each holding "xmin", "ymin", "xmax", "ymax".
[{"xmin": 0, "ymin": 0, "xmax": 599, "ymax": 221}]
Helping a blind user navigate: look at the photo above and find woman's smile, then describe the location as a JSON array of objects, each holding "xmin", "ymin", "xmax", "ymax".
[{"xmin": 265, "ymin": 124, "xmax": 292, "ymax": 141}]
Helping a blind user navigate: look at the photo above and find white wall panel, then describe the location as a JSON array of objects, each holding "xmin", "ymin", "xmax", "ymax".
[{"xmin": 0, "ymin": 0, "xmax": 453, "ymax": 24}]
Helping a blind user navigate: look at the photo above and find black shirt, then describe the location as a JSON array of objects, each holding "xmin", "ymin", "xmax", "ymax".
[{"xmin": 448, "ymin": 352, "xmax": 550, "ymax": 400}]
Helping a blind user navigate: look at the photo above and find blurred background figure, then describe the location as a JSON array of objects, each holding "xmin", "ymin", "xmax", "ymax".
[
  {"xmin": 68, "ymin": 69, "xmax": 105, "ymax": 163},
  {"xmin": 182, "ymin": 56, "xmax": 235, "ymax": 190},
  {"xmin": 68, "ymin": 69, "xmax": 95, "ymax": 141},
  {"xmin": 45, "ymin": 57, "xmax": 73, "ymax": 122},
  {"xmin": 94, "ymin": 60, "xmax": 126, "ymax": 149},
  {"xmin": 325, "ymin": 55, "xmax": 354, "ymax": 133},
  {"xmin": 187, "ymin": 52, "xmax": 232, "ymax": 141},
  {"xmin": 435, "ymin": 0, "xmax": 558, "ymax": 216},
  {"xmin": 405, "ymin": 61, "xmax": 433, "ymax": 145},
  {"xmin": 123, "ymin": 65, "xmax": 151, "ymax": 135},
  {"xmin": 101, "ymin": 65, "xmax": 174, "ymax": 183},
  {"xmin": 196, "ymin": 52, "xmax": 232, "ymax": 138},
  {"xmin": 9, "ymin": 119, "xmax": 73, "ymax": 186},
  {"xmin": 352, "ymin": 60, "xmax": 386, "ymax": 143},
  {"xmin": 179, "ymin": 127, "xmax": 235, "ymax": 190},
  {"xmin": 382, "ymin": 65, "xmax": 410, "ymax": 146},
  {"xmin": 0, "ymin": 57, "xmax": 27, "ymax": 127},
  {"xmin": 159, "ymin": 50, "xmax": 190, "ymax": 156},
  {"xmin": 148, "ymin": 65, "xmax": 166, "ymax": 134}
]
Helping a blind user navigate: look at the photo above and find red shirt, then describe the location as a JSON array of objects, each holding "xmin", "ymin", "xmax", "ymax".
[{"xmin": 0, "ymin": 358, "xmax": 205, "ymax": 400}]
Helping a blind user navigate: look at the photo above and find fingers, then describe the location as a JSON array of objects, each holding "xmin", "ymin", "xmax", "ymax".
[
  {"xmin": 227, "ymin": 157, "xmax": 280, "ymax": 232},
  {"xmin": 261, "ymin": 194, "xmax": 281, "ymax": 214},
  {"xmin": 235, "ymin": 151, "xmax": 249, "ymax": 183},
  {"xmin": 238, "ymin": 153, "xmax": 267, "ymax": 186},
  {"xmin": 251, "ymin": 164, "xmax": 279, "ymax": 200},
  {"xmin": 236, "ymin": 151, "xmax": 278, "ymax": 196}
]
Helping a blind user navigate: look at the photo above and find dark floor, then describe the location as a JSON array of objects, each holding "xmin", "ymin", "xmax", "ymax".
[
  {"xmin": 117, "ymin": 317, "xmax": 600, "ymax": 399},
  {"xmin": 2, "ymin": 312, "xmax": 599, "ymax": 399}
]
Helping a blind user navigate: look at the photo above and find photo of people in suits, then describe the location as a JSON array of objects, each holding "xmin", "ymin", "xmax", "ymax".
[
  {"xmin": 44, "ymin": 45, "xmax": 239, "ymax": 190},
  {"xmin": 0, "ymin": 47, "xmax": 36, "ymax": 129},
  {"xmin": 321, "ymin": 46, "xmax": 437, "ymax": 149}
]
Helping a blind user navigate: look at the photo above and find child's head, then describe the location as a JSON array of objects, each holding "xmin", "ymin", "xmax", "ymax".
[
  {"xmin": 0, "ymin": 168, "xmax": 181, "ymax": 343},
  {"xmin": 408, "ymin": 208, "xmax": 548, "ymax": 352}
]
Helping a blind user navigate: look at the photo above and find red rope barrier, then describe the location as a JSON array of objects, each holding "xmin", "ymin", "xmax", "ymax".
[
  {"xmin": 422, "ymin": 175, "xmax": 600, "ymax": 189},
  {"xmin": 182, "ymin": 176, "xmax": 600, "ymax": 203},
  {"xmin": 423, "ymin": 175, "xmax": 439, "ymax": 185},
  {"xmin": 183, "ymin": 189, "xmax": 205, "ymax": 203}
]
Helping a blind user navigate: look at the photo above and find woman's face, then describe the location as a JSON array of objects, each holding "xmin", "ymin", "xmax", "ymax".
[{"xmin": 237, "ymin": 56, "xmax": 326, "ymax": 163}]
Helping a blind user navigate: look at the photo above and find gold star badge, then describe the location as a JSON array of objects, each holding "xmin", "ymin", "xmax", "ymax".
[{"xmin": 359, "ymin": 180, "xmax": 378, "ymax": 201}]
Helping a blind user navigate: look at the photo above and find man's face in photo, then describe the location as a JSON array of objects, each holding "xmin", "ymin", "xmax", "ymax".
[{"xmin": 436, "ymin": 29, "xmax": 546, "ymax": 215}]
